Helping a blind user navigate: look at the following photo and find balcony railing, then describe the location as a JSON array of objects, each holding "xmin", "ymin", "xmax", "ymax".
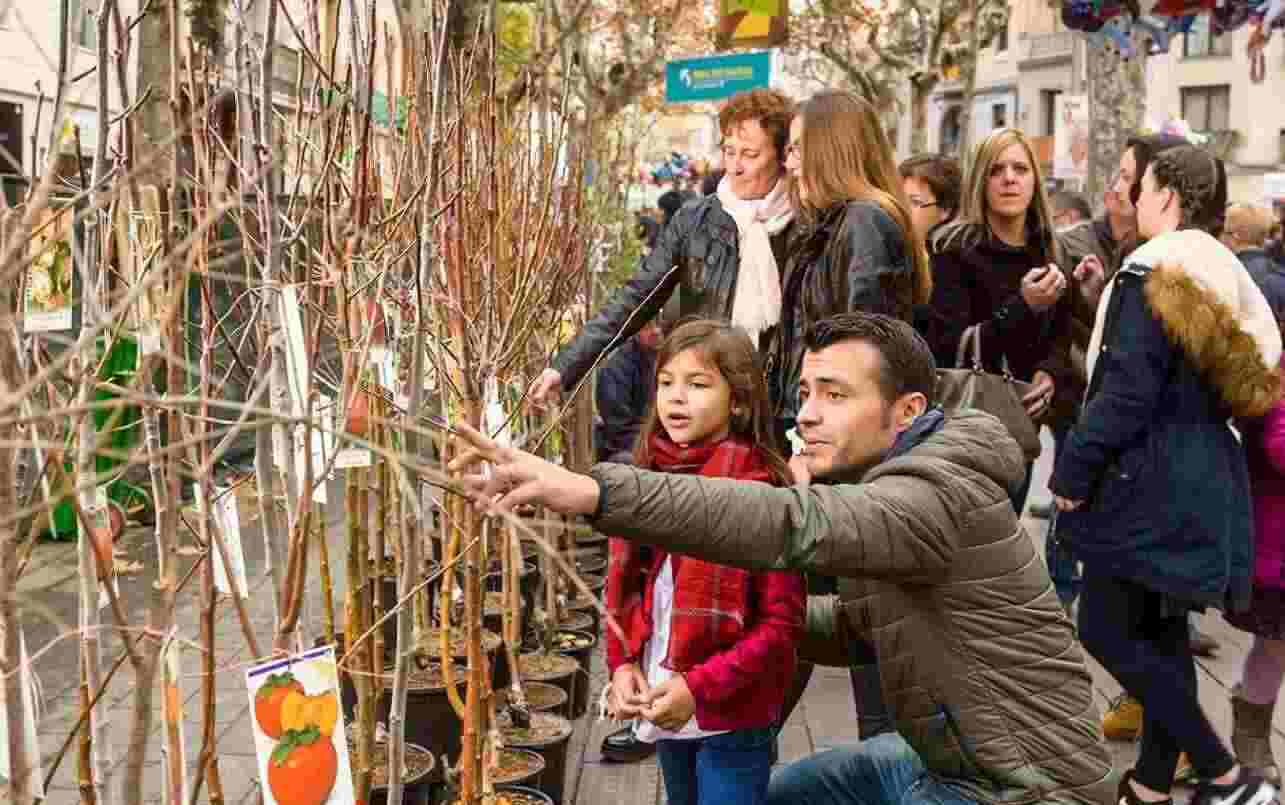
[{"xmin": 1023, "ymin": 32, "xmax": 1074, "ymax": 62}]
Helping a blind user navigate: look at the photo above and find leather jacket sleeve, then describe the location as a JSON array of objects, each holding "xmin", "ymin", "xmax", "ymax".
[
  {"xmin": 827, "ymin": 202, "xmax": 914, "ymax": 322},
  {"xmin": 550, "ymin": 207, "xmax": 695, "ymax": 390}
]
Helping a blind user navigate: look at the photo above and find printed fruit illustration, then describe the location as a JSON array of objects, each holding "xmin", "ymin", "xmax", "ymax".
[
  {"xmin": 255, "ymin": 672, "xmax": 304, "ymax": 739},
  {"xmin": 268, "ymin": 726, "xmax": 338, "ymax": 805},
  {"xmin": 280, "ymin": 690, "xmax": 339, "ymax": 737}
]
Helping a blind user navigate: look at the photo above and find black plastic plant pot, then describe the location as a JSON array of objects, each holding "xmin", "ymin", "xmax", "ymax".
[
  {"xmin": 377, "ymin": 664, "xmax": 465, "ymax": 784},
  {"xmin": 499, "ymin": 712, "xmax": 573, "ymax": 805},
  {"xmin": 365, "ymin": 742, "xmax": 436, "ymax": 805},
  {"xmin": 491, "ymin": 746, "xmax": 546, "ymax": 790},
  {"xmin": 376, "ymin": 560, "xmax": 441, "ymax": 660},
  {"xmin": 550, "ymin": 628, "xmax": 597, "ymax": 719},
  {"xmin": 494, "ymin": 784, "xmax": 555, "ymax": 805},
  {"xmin": 498, "ymin": 680, "xmax": 571, "ymax": 720},
  {"xmin": 517, "ymin": 652, "xmax": 579, "ymax": 722}
]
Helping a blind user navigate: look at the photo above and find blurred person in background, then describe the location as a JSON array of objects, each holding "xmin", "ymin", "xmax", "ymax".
[{"xmin": 1223, "ymin": 203, "xmax": 1285, "ymax": 318}]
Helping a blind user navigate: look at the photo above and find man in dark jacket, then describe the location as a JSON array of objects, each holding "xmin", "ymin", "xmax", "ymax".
[
  {"xmin": 1223, "ymin": 203, "xmax": 1285, "ymax": 319},
  {"xmin": 593, "ymin": 320, "xmax": 661, "ymax": 464},
  {"xmin": 454, "ymin": 315, "xmax": 1113, "ymax": 805}
]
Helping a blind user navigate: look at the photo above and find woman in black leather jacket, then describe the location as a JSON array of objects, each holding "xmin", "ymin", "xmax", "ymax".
[{"xmin": 772, "ymin": 91, "xmax": 931, "ymax": 436}]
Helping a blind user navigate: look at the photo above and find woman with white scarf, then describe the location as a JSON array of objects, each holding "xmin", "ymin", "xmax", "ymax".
[{"xmin": 530, "ymin": 88, "xmax": 799, "ymax": 410}]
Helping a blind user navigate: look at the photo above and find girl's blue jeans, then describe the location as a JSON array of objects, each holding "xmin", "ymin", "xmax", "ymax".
[{"xmin": 655, "ymin": 727, "xmax": 775, "ymax": 805}]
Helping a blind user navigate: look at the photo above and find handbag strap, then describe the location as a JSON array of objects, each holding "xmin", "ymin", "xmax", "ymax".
[{"xmin": 955, "ymin": 324, "xmax": 1016, "ymax": 378}]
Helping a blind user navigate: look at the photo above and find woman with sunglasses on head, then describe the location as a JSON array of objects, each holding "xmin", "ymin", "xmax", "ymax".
[{"xmin": 772, "ymin": 91, "xmax": 932, "ymax": 440}]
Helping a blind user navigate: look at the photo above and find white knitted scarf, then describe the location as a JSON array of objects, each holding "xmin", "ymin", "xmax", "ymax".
[{"xmin": 717, "ymin": 175, "xmax": 795, "ymax": 344}]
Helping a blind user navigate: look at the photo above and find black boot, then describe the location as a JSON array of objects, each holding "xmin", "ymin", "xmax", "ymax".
[{"xmin": 601, "ymin": 725, "xmax": 656, "ymax": 763}]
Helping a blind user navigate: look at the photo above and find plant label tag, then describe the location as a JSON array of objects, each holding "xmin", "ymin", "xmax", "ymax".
[
  {"xmin": 333, "ymin": 448, "xmax": 373, "ymax": 469},
  {"xmin": 279, "ymin": 285, "xmax": 309, "ymax": 417},
  {"xmin": 245, "ymin": 645, "xmax": 355, "ymax": 805},
  {"xmin": 212, "ymin": 488, "xmax": 248, "ymax": 598}
]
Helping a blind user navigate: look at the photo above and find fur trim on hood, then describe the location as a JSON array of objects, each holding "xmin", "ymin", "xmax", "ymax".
[{"xmin": 1086, "ymin": 229, "xmax": 1283, "ymax": 418}]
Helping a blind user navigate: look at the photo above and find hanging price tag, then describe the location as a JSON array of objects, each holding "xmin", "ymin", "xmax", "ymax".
[{"xmin": 196, "ymin": 486, "xmax": 249, "ymax": 597}]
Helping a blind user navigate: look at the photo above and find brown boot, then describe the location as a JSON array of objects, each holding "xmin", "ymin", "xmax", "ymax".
[{"xmin": 1232, "ymin": 684, "xmax": 1279, "ymax": 784}]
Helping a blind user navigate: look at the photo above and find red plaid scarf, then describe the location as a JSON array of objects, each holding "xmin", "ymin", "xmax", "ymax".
[{"xmin": 605, "ymin": 432, "xmax": 775, "ymax": 672}]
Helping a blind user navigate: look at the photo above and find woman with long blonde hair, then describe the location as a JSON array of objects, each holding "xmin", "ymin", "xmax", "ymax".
[
  {"xmin": 772, "ymin": 91, "xmax": 930, "ymax": 432},
  {"xmin": 924, "ymin": 127, "xmax": 1075, "ymax": 512}
]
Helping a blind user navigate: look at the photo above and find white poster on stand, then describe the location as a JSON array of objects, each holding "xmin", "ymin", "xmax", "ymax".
[
  {"xmin": 245, "ymin": 645, "xmax": 354, "ymax": 805},
  {"xmin": 1054, "ymin": 94, "xmax": 1090, "ymax": 183}
]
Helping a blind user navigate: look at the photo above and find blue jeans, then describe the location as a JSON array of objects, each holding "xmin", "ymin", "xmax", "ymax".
[
  {"xmin": 656, "ymin": 727, "xmax": 775, "ymax": 805},
  {"xmin": 767, "ymin": 733, "xmax": 981, "ymax": 805}
]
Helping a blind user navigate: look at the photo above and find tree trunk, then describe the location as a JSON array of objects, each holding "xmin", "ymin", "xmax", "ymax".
[
  {"xmin": 1086, "ymin": 38, "xmax": 1148, "ymax": 203},
  {"xmin": 909, "ymin": 80, "xmax": 930, "ymax": 155},
  {"xmin": 136, "ymin": 2, "xmax": 177, "ymax": 185}
]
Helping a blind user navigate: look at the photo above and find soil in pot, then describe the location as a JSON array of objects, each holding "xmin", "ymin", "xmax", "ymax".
[
  {"xmin": 495, "ymin": 785, "xmax": 554, "ymax": 805},
  {"xmin": 346, "ymin": 739, "xmax": 435, "ymax": 805},
  {"xmin": 564, "ymin": 595, "xmax": 602, "ymax": 635},
  {"xmin": 572, "ymin": 554, "xmax": 606, "ymax": 577},
  {"xmin": 377, "ymin": 662, "xmax": 465, "ymax": 783},
  {"xmin": 449, "ymin": 784, "xmax": 553, "ymax": 805},
  {"xmin": 516, "ymin": 652, "xmax": 579, "ymax": 719},
  {"xmin": 417, "ymin": 627, "xmax": 506, "ymax": 687},
  {"xmin": 550, "ymin": 629, "xmax": 597, "ymax": 719},
  {"xmin": 496, "ymin": 711, "xmax": 573, "ymax": 805},
  {"xmin": 483, "ymin": 590, "xmax": 532, "ymax": 638},
  {"xmin": 492, "ymin": 746, "xmax": 545, "ymax": 788},
  {"xmin": 554, "ymin": 611, "xmax": 592, "ymax": 635},
  {"xmin": 497, "ymin": 680, "xmax": 569, "ymax": 718}
]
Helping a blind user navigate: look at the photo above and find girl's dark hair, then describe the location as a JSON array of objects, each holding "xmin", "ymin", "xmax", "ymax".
[
  {"xmin": 1124, "ymin": 133, "xmax": 1190, "ymax": 207},
  {"xmin": 899, "ymin": 154, "xmax": 963, "ymax": 223},
  {"xmin": 1148, "ymin": 145, "xmax": 1229, "ymax": 236},
  {"xmin": 633, "ymin": 319, "xmax": 793, "ymax": 485}
]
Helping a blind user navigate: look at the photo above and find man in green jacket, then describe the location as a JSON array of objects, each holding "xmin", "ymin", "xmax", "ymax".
[{"xmin": 453, "ymin": 314, "xmax": 1112, "ymax": 805}]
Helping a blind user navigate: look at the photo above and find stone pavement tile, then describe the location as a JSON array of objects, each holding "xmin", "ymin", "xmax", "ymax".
[
  {"xmin": 776, "ymin": 722, "xmax": 813, "ymax": 766},
  {"xmin": 801, "ymin": 668, "xmax": 860, "ymax": 752}
]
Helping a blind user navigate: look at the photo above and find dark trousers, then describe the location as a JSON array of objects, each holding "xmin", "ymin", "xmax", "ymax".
[{"xmin": 1078, "ymin": 572, "xmax": 1235, "ymax": 792}]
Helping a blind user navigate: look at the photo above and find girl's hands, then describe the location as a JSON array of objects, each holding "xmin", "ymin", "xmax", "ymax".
[
  {"xmin": 641, "ymin": 675, "xmax": 696, "ymax": 732},
  {"xmin": 609, "ymin": 663, "xmax": 650, "ymax": 720}
]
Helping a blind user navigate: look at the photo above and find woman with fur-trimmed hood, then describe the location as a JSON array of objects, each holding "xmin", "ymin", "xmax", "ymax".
[{"xmin": 1052, "ymin": 146, "xmax": 1283, "ymax": 805}]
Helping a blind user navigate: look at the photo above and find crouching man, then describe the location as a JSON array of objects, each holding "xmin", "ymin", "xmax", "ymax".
[{"xmin": 454, "ymin": 314, "xmax": 1112, "ymax": 805}]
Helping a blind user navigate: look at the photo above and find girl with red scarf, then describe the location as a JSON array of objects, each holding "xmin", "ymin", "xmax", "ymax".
[{"xmin": 604, "ymin": 319, "xmax": 805, "ymax": 805}]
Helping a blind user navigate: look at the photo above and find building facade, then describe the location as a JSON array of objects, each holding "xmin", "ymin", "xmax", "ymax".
[{"xmin": 1145, "ymin": 24, "xmax": 1285, "ymax": 203}]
